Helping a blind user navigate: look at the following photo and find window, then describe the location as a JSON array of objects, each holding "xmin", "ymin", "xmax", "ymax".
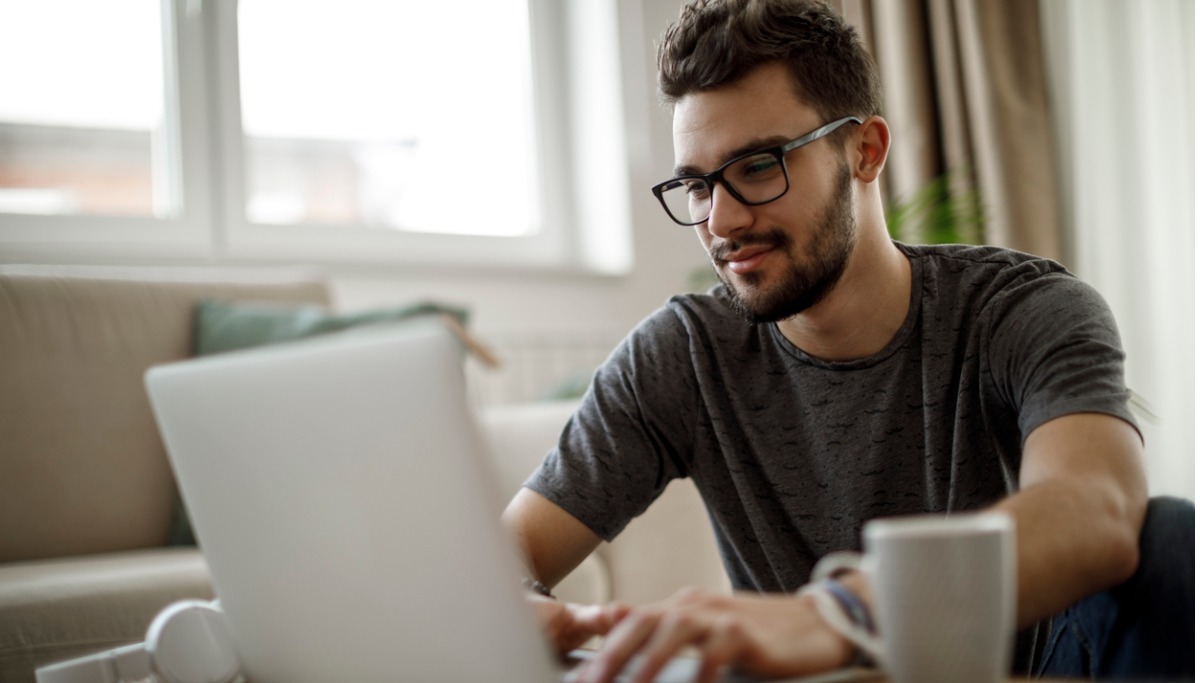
[
  {"xmin": 238, "ymin": 0, "xmax": 538, "ymax": 237},
  {"xmin": 0, "ymin": 1, "xmax": 170, "ymax": 218},
  {"xmin": 0, "ymin": 0, "xmax": 627, "ymax": 271}
]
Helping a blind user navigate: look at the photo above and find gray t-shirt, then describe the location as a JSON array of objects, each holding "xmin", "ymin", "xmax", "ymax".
[{"xmin": 526, "ymin": 243, "xmax": 1136, "ymax": 593}]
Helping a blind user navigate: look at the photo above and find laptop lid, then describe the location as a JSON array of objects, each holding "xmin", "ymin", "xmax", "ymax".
[{"xmin": 145, "ymin": 322, "xmax": 560, "ymax": 683}]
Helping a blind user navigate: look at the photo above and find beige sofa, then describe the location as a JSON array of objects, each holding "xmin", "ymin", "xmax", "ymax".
[{"xmin": 0, "ymin": 265, "xmax": 727, "ymax": 683}]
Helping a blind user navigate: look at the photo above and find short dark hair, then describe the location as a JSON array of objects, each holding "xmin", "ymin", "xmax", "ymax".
[{"xmin": 656, "ymin": 0, "xmax": 883, "ymax": 123}]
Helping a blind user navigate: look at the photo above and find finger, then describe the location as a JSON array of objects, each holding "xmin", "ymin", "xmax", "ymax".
[
  {"xmin": 554, "ymin": 603, "xmax": 626, "ymax": 653},
  {"xmin": 628, "ymin": 609, "xmax": 713, "ymax": 683},
  {"xmin": 576, "ymin": 609, "xmax": 663, "ymax": 683},
  {"xmin": 603, "ymin": 601, "xmax": 634, "ymax": 627},
  {"xmin": 695, "ymin": 616, "xmax": 745, "ymax": 683},
  {"xmin": 572, "ymin": 601, "xmax": 632, "ymax": 634}
]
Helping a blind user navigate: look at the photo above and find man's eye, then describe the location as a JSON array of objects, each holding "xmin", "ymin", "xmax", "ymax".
[
  {"xmin": 684, "ymin": 180, "xmax": 710, "ymax": 199},
  {"xmin": 737, "ymin": 155, "xmax": 782, "ymax": 181}
]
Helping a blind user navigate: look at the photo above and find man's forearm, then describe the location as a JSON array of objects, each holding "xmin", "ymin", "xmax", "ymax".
[
  {"xmin": 992, "ymin": 413, "xmax": 1148, "ymax": 627},
  {"xmin": 833, "ymin": 415, "xmax": 1146, "ymax": 634},
  {"xmin": 989, "ymin": 474, "xmax": 1144, "ymax": 627}
]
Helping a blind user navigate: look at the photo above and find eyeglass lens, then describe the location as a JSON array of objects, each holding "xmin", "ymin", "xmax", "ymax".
[{"xmin": 657, "ymin": 151, "xmax": 787, "ymax": 225}]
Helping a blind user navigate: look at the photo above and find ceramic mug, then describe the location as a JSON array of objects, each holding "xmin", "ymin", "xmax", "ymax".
[{"xmin": 812, "ymin": 512, "xmax": 1016, "ymax": 683}]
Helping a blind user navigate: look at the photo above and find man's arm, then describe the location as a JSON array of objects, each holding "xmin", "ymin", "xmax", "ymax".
[
  {"xmin": 502, "ymin": 487, "xmax": 603, "ymax": 588},
  {"xmin": 504, "ymin": 489, "xmax": 631, "ymax": 657},
  {"xmin": 564, "ymin": 411, "xmax": 1149, "ymax": 683},
  {"xmin": 836, "ymin": 412, "xmax": 1147, "ymax": 655},
  {"xmin": 989, "ymin": 411, "xmax": 1147, "ymax": 627}
]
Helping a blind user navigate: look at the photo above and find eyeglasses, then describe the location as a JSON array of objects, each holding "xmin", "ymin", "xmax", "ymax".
[{"xmin": 650, "ymin": 116, "xmax": 862, "ymax": 226}]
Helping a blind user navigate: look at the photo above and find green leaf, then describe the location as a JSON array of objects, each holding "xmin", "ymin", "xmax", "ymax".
[{"xmin": 886, "ymin": 168, "xmax": 986, "ymax": 245}]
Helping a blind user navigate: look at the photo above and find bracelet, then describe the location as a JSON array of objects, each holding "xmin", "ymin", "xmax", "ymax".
[
  {"xmin": 797, "ymin": 580, "xmax": 880, "ymax": 668},
  {"xmin": 821, "ymin": 579, "xmax": 876, "ymax": 636},
  {"xmin": 521, "ymin": 576, "xmax": 555, "ymax": 599}
]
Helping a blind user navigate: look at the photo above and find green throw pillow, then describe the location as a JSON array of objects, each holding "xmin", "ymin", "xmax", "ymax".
[
  {"xmin": 166, "ymin": 298, "xmax": 472, "ymax": 546},
  {"xmin": 193, "ymin": 299, "xmax": 469, "ymax": 355}
]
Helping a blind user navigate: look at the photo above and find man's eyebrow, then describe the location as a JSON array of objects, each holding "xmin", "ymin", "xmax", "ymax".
[{"xmin": 673, "ymin": 135, "xmax": 794, "ymax": 177}]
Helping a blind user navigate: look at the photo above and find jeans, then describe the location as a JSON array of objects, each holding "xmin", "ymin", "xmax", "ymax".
[{"xmin": 1036, "ymin": 496, "xmax": 1195, "ymax": 680}]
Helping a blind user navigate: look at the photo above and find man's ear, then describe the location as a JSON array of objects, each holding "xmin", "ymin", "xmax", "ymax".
[{"xmin": 851, "ymin": 115, "xmax": 889, "ymax": 183}]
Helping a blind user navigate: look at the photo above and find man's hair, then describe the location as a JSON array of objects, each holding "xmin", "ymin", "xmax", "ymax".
[{"xmin": 657, "ymin": 0, "xmax": 883, "ymax": 122}]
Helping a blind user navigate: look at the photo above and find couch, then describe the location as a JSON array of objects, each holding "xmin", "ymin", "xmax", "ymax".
[{"xmin": 0, "ymin": 265, "xmax": 727, "ymax": 683}]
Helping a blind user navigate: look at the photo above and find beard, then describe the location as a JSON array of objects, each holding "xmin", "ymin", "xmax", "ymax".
[{"xmin": 711, "ymin": 162, "xmax": 856, "ymax": 324}]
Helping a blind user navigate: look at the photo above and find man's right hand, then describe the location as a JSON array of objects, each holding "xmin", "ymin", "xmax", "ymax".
[
  {"xmin": 530, "ymin": 594, "xmax": 632, "ymax": 655},
  {"xmin": 564, "ymin": 588, "xmax": 857, "ymax": 683}
]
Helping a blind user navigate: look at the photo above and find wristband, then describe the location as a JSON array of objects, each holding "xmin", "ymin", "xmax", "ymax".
[
  {"xmin": 521, "ymin": 576, "xmax": 555, "ymax": 599},
  {"xmin": 820, "ymin": 579, "xmax": 876, "ymax": 635},
  {"xmin": 797, "ymin": 580, "xmax": 879, "ymax": 668}
]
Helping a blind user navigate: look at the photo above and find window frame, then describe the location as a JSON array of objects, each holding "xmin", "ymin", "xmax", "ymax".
[
  {"xmin": 0, "ymin": 0, "xmax": 620, "ymax": 273},
  {"xmin": 0, "ymin": 0, "xmax": 214, "ymax": 261}
]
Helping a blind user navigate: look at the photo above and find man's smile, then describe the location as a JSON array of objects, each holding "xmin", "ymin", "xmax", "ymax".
[
  {"xmin": 719, "ymin": 244, "xmax": 776, "ymax": 275},
  {"xmin": 710, "ymin": 229, "xmax": 793, "ymax": 277}
]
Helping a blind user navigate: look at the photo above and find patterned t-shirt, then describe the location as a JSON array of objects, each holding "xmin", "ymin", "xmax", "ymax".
[{"xmin": 526, "ymin": 243, "xmax": 1137, "ymax": 593}]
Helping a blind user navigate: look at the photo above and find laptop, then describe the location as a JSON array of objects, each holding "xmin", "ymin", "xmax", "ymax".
[
  {"xmin": 144, "ymin": 321, "xmax": 867, "ymax": 683},
  {"xmin": 146, "ymin": 321, "xmax": 572, "ymax": 682}
]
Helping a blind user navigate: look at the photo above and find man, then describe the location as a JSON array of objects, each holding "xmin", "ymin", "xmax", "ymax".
[{"xmin": 503, "ymin": 1, "xmax": 1189, "ymax": 681}]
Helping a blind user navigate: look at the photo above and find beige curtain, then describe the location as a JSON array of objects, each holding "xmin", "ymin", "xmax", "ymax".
[{"xmin": 831, "ymin": 0, "xmax": 1062, "ymax": 260}]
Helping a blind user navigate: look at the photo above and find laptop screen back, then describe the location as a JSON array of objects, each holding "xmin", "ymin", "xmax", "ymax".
[{"xmin": 145, "ymin": 323, "xmax": 559, "ymax": 683}]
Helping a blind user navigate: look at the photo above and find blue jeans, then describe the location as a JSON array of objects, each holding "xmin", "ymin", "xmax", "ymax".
[{"xmin": 1036, "ymin": 496, "xmax": 1194, "ymax": 680}]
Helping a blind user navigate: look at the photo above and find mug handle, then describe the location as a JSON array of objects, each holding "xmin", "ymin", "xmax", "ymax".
[{"xmin": 804, "ymin": 552, "xmax": 886, "ymax": 665}]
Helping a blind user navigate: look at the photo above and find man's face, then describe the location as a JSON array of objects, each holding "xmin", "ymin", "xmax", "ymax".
[{"xmin": 671, "ymin": 62, "xmax": 857, "ymax": 323}]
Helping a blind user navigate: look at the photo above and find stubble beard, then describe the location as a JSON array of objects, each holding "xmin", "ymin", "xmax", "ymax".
[{"xmin": 714, "ymin": 162, "xmax": 857, "ymax": 324}]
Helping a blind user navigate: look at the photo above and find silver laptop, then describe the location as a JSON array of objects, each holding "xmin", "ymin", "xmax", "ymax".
[
  {"xmin": 145, "ymin": 321, "xmax": 574, "ymax": 682},
  {"xmin": 145, "ymin": 321, "xmax": 867, "ymax": 683}
]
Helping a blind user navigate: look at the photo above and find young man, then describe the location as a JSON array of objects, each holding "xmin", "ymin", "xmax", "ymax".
[{"xmin": 504, "ymin": 1, "xmax": 1189, "ymax": 681}]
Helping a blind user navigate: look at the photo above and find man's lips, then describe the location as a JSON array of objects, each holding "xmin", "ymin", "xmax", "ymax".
[{"xmin": 715, "ymin": 244, "xmax": 776, "ymax": 275}]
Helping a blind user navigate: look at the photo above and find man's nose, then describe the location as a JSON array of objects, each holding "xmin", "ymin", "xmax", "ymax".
[{"xmin": 704, "ymin": 182, "xmax": 752, "ymax": 240}]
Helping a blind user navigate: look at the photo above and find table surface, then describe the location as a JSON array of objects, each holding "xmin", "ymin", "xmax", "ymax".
[{"xmin": 569, "ymin": 652, "xmax": 1079, "ymax": 683}]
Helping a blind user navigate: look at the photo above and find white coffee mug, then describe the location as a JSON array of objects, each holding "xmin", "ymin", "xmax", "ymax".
[{"xmin": 811, "ymin": 512, "xmax": 1016, "ymax": 683}]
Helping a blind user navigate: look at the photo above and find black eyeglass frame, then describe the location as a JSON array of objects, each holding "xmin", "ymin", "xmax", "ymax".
[{"xmin": 650, "ymin": 115, "xmax": 863, "ymax": 227}]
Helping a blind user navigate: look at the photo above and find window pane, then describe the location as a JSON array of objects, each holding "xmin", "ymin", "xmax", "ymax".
[
  {"xmin": 0, "ymin": 0, "xmax": 170, "ymax": 217},
  {"xmin": 238, "ymin": 0, "xmax": 540, "ymax": 237}
]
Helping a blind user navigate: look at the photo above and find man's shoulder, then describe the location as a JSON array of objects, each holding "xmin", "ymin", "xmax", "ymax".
[
  {"xmin": 651, "ymin": 285, "xmax": 742, "ymax": 328},
  {"xmin": 619, "ymin": 286, "xmax": 760, "ymax": 359},
  {"xmin": 898, "ymin": 243, "xmax": 1118, "ymax": 345},
  {"xmin": 899, "ymin": 242, "xmax": 1077, "ymax": 300},
  {"xmin": 899, "ymin": 241, "xmax": 1067, "ymax": 274}
]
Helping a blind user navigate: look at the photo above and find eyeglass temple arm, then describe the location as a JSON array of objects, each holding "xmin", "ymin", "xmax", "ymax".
[{"xmin": 781, "ymin": 116, "xmax": 864, "ymax": 153}]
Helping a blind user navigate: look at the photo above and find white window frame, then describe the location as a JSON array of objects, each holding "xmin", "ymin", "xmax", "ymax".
[
  {"xmin": 0, "ymin": 0, "xmax": 633, "ymax": 275},
  {"xmin": 0, "ymin": 0, "xmax": 214, "ymax": 261}
]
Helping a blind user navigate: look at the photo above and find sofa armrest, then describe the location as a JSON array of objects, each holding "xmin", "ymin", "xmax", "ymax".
[{"xmin": 0, "ymin": 548, "xmax": 213, "ymax": 683}]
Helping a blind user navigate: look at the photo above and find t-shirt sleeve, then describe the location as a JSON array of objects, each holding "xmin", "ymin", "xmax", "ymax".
[
  {"xmin": 523, "ymin": 304, "xmax": 698, "ymax": 541},
  {"xmin": 982, "ymin": 267, "xmax": 1139, "ymax": 444}
]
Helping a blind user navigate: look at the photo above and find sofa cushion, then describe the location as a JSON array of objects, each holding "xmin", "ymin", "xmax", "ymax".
[
  {"xmin": 193, "ymin": 299, "xmax": 469, "ymax": 356},
  {"xmin": 0, "ymin": 266, "xmax": 331, "ymax": 563},
  {"xmin": 0, "ymin": 547, "xmax": 212, "ymax": 683}
]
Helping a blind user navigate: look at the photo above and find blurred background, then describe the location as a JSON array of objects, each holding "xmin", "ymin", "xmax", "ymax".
[{"xmin": 0, "ymin": 0, "xmax": 1192, "ymax": 499}]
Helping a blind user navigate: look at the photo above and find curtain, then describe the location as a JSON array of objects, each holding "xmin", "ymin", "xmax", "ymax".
[
  {"xmin": 834, "ymin": 0, "xmax": 1193, "ymax": 498},
  {"xmin": 833, "ymin": 0, "xmax": 1061, "ymax": 259},
  {"xmin": 1040, "ymin": 0, "xmax": 1195, "ymax": 500}
]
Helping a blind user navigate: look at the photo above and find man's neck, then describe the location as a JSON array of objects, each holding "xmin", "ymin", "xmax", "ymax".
[{"xmin": 774, "ymin": 236, "xmax": 911, "ymax": 362}]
